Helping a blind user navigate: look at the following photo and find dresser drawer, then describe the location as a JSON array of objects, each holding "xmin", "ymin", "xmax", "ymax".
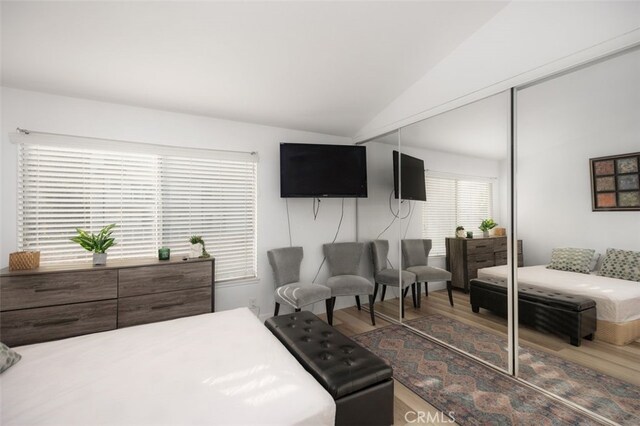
[
  {"xmin": 465, "ymin": 239, "xmax": 494, "ymax": 254},
  {"xmin": 493, "ymin": 237, "xmax": 508, "ymax": 252},
  {"xmin": 118, "ymin": 287, "xmax": 212, "ymax": 328},
  {"xmin": 0, "ymin": 300, "xmax": 117, "ymax": 346},
  {"xmin": 1, "ymin": 270, "xmax": 117, "ymax": 311},
  {"xmin": 119, "ymin": 261, "xmax": 212, "ymax": 297}
]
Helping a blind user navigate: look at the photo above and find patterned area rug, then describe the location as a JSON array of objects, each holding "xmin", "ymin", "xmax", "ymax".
[
  {"xmin": 405, "ymin": 315, "xmax": 640, "ymax": 425},
  {"xmin": 354, "ymin": 325, "xmax": 603, "ymax": 425}
]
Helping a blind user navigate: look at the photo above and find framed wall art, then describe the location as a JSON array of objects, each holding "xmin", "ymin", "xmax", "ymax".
[{"xmin": 590, "ymin": 152, "xmax": 640, "ymax": 211}]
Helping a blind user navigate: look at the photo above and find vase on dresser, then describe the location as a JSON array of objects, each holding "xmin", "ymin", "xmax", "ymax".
[{"xmin": 93, "ymin": 253, "xmax": 107, "ymax": 266}]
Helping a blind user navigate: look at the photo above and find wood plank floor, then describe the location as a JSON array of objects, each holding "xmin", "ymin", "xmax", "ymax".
[{"xmin": 321, "ymin": 288, "xmax": 640, "ymax": 425}]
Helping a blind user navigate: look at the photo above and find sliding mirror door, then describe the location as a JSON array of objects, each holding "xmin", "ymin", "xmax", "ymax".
[
  {"xmin": 358, "ymin": 131, "xmax": 403, "ymax": 323},
  {"xmin": 515, "ymin": 47, "xmax": 640, "ymax": 423},
  {"xmin": 397, "ymin": 91, "xmax": 514, "ymax": 372}
]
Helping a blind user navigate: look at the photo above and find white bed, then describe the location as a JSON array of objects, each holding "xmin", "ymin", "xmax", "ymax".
[
  {"xmin": 478, "ymin": 265, "xmax": 640, "ymax": 344},
  {"xmin": 0, "ymin": 308, "xmax": 336, "ymax": 426}
]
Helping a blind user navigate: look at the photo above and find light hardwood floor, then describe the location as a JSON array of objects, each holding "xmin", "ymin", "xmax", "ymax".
[{"xmin": 322, "ymin": 289, "xmax": 640, "ymax": 425}]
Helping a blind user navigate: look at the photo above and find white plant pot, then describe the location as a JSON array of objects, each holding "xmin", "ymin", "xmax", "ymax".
[
  {"xmin": 482, "ymin": 231, "xmax": 490, "ymax": 238},
  {"xmin": 189, "ymin": 243, "xmax": 203, "ymax": 259},
  {"xmin": 93, "ymin": 253, "xmax": 107, "ymax": 266}
]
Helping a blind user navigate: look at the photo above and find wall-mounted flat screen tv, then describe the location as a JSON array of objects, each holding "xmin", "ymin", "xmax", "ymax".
[
  {"xmin": 280, "ymin": 143, "xmax": 368, "ymax": 198},
  {"xmin": 393, "ymin": 150, "xmax": 426, "ymax": 201}
]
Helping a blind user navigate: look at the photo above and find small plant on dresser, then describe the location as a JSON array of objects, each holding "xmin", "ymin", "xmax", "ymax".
[{"xmin": 71, "ymin": 224, "xmax": 117, "ymax": 265}]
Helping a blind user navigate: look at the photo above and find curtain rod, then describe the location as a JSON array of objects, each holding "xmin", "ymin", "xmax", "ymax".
[{"xmin": 15, "ymin": 127, "xmax": 258, "ymax": 156}]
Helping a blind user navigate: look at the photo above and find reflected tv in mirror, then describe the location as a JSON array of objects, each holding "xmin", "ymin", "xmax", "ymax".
[
  {"xmin": 280, "ymin": 143, "xmax": 368, "ymax": 198},
  {"xmin": 393, "ymin": 150, "xmax": 426, "ymax": 201}
]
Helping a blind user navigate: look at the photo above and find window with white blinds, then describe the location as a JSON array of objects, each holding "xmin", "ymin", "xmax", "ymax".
[
  {"xmin": 422, "ymin": 174, "xmax": 493, "ymax": 256},
  {"xmin": 17, "ymin": 140, "xmax": 257, "ymax": 282}
]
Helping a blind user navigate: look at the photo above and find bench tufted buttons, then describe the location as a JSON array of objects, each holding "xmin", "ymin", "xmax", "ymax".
[
  {"xmin": 321, "ymin": 331, "xmax": 333, "ymax": 337},
  {"xmin": 288, "ymin": 323, "xmax": 296, "ymax": 328},
  {"xmin": 301, "ymin": 336, "xmax": 312, "ymax": 343},
  {"xmin": 320, "ymin": 340, "xmax": 331, "ymax": 348},
  {"xmin": 344, "ymin": 358, "xmax": 354, "ymax": 366},
  {"xmin": 320, "ymin": 352, "xmax": 333, "ymax": 361},
  {"xmin": 304, "ymin": 319, "xmax": 315, "ymax": 324},
  {"xmin": 303, "ymin": 327, "xmax": 312, "ymax": 333},
  {"xmin": 341, "ymin": 345, "xmax": 354, "ymax": 354}
]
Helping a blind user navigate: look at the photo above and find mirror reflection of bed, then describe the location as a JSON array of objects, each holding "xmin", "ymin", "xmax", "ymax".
[
  {"xmin": 374, "ymin": 46, "xmax": 640, "ymax": 421},
  {"xmin": 513, "ymin": 46, "xmax": 640, "ymax": 405}
]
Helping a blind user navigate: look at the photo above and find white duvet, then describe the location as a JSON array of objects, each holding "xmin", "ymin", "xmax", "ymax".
[
  {"xmin": 478, "ymin": 265, "xmax": 640, "ymax": 323},
  {"xmin": 0, "ymin": 308, "xmax": 335, "ymax": 426}
]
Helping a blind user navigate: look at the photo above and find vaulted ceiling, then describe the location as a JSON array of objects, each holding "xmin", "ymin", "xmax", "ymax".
[{"xmin": 1, "ymin": 1, "xmax": 507, "ymax": 137}]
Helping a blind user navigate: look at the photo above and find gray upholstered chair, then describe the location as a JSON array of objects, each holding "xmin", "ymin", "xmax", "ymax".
[
  {"xmin": 401, "ymin": 239, "xmax": 454, "ymax": 307},
  {"xmin": 371, "ymin": 240, "xmax": 417, "ymax": 318},
  {"xmin": 323, "ymin": 242, "xmax": 376, "ymax": 326},
  {"xmin": 267, "ymin": 247, "xmax": 332, "ymax": 317}
]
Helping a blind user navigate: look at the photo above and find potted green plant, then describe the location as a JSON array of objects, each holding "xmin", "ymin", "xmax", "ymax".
[
  {"xmin": 456, "ymin": 226, "xmax": 466, "ymax": 238},
  {"xmin": 189, "ymin": 236, "xmax": 210, "ymax": 259},
  {"xmin": 71, "ymin": 224, "xmax": 117, "ymax": 265},
  {"xmin": 479, "ymin": 219, "xmax": 497, "ymax": 238}
]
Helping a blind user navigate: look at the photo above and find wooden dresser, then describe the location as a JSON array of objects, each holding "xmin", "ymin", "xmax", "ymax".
[
  {"xmin": 445, "ymin": 236, "xmax": 523, "ymax": 293},
  {"xmin": 0, "ymin": 257, "xmax": 215, "ymax": 346}
]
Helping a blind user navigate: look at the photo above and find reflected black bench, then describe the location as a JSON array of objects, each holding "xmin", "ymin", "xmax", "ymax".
[
  {"xmin": 470, "ymin": 278, "xmax": 597, "ymax": 346},
  {"xmin": 265, "ymin": 311, "xmax": 393, "ymax": 426}
]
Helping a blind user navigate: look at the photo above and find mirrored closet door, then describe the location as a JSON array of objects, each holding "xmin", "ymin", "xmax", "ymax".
[
  {"xmin": 357, "ymin": 131, "xmax": 404, "ymax": 323},
  {"xmin": 396, "ymin": 91, "xmax": 514, "ymax": 372},
  {"xmin": 514, "ymin": 46, "xmax": 640, "ymax": 423}
]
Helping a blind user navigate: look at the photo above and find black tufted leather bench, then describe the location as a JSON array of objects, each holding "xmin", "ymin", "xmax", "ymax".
[
  {"xmin": 470, "ymin": 278, "xmax": 597, "ymax": 346},
  {"xmin": 265, "ymin": 311, "xmax": 393, "ymax": 426}
]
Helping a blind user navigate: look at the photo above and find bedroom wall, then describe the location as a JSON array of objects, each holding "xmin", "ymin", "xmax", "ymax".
[
  {"xmin": 517, "ymin": 47, "xmax": 640, "ymax": 266},
  {"xmin": 0, "ymin": 87, "xmax": 356, "ymax": 318}
]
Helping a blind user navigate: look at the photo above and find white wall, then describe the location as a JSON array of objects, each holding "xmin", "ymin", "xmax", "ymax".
[
  {"xmin": 0, "ymin": 87, "xmax": 355, "ymax": 318},
  {"xmin": 517, "ymin": 48, "xmax": 640, "ymax": 265}
]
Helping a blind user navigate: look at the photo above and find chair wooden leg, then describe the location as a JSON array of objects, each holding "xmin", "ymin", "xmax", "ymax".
[
  {"xmin": 447, "ymin": 281, "xmax": 454, "ymax": 307},
  {"xmin": 368, "ymin": 295, "xmax": 376, "ymax": 326},
  {"xmin": 373, "ymin": 282, "xmax": 379, "ymax": 301},
  {"xmin": 411, "ymin": 283, "xmax": 417, "ymax": 308},
  {"xmin": 403, "ymin": 287, "xmax": 409, "ymax": 299},
  {"xmin": 380, "ymin": 285, "xmax": 387, "ymax": 302},
  {"xmin": 274, "ymin": 302, "xmax": 280, "ymax": 317},
  {"xmin": 295, "ymin": 308, "xmax": 301, "ymax": 312},
  {"xmin": 355, "ymin": 295, "xmax": 361, "ymax": 311},
  {"xmin": 325, "ymin": 298, "xmax": 334, "ymax": 326},
  {"xmin": 401, "ymin": 288, "xmax": 406, "ymax": 318},
  {"xmin": 424, "ymin": 282, "xmax": 429, "ymax": 297},
  {"xmin": 416, "ymin": 282, "xmax": 422, "ymax": 308}
]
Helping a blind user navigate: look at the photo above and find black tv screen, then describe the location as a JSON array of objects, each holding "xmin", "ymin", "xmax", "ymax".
[
  {"xmin": 393, "ymin": 150, "xmax": 426, "ymax": 201},
  {"xmin": 280, "ymin": 143, "xmax": 368, "ymax": 198}
]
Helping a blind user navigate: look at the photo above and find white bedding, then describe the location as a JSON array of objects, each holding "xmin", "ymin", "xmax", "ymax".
[
  {"xmin": 0, "ymin": 308, "xmax": 335, "ymax": 426},
  {"xmin": 478, "ymin": 265, "xmax": 640, "ymax": 323}
]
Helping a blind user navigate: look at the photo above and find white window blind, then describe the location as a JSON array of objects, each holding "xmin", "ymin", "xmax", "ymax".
[
  {"xmin": 422, "ymin": 174, "xmax": 493, "ymax": 256},
  {"xmin": 17, "ymin": 139, "xmax": 257, "ymax": 282}
]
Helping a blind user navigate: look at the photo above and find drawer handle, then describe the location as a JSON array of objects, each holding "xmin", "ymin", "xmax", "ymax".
[
  {"xmin": 35, "ymin": 285, "xmax": 80, "ymax": 293},
  {"xmin": 34, "ymin": 318, "xmax": 79, "ymax": 327},
  {"xmin": 152, "ymin": 275, "xmax": 185, "ymax": 283},
  {"xmin": 151, "ymin": 302, "xmax": 184, "ymax": 310}
]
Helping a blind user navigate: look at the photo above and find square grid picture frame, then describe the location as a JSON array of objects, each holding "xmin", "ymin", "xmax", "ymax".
[{"xmin": 590, "ymin": 152, "xmax": 640, "ymax": 211}]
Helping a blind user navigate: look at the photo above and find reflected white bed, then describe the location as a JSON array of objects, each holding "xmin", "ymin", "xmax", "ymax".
[
  {"xmin": 478, "ymin": 265, "xmax": 640, "ymax": 345},
  {"xmin": 0, "ymin": 308, "xmax": 335, "ymax": 426}
]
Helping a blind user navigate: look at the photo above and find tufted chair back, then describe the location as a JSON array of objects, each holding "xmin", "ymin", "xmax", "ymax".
[
  {"xmin": 401, "ymin": 239, "xmax": 433, "ymax": 268},
  {"xmin": 267, "ymin": 247, "xmax": 303, "ymax": 287},
  {"xmin": 370, "ymin": 240, "xmax": 389, "ymax": 274},
  {"xmin": 323, "ymin": 242, "xmax": 364, "ymax": 276}
]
